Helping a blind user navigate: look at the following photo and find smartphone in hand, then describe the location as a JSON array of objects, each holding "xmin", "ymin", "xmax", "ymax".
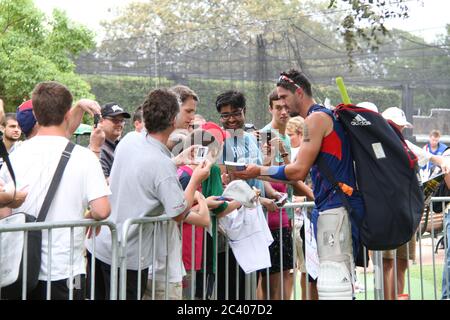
[
  {"xmin": 195, "ymin": 146, "xmax": 209, "ymax": 163},
  {"xmin": 275, "ymin": 193, "xmax": 288, "ymax": 207},
  {"xmin": 94, "ymin": 114, "xmax": 101, "ymax": 128},
  {"xmin": 266, "ymin": 131, "xmax": 272, "ymax": 146},
  {"xmin": 256, "ymin": 131, "xmax": 272, "ymax": 147}
]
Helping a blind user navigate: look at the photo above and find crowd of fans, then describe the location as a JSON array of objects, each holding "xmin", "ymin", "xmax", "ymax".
[{"xmin": 0, "ymin": 68, "xmax": 449, "ymax": 301}]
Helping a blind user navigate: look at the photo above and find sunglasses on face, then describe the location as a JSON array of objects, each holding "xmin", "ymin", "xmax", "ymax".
[
  {"xmin": 278, "ymin": 75, "xmax": 302, "ymax": 90},
  {"xmin": 219, "ymin": 109, "xmax": 244, "ymax": 120}
]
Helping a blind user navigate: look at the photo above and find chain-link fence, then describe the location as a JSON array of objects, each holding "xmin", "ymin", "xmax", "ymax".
[{"xmin": 75, "ymin": 22, "xmax": 450, "ymax": 129}]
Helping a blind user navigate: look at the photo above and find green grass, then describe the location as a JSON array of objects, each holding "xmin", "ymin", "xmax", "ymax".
[
  {"xmin": 291, "ymin": 264, "xmax": 445, "ymax": 300},
  {"xmin": 355, "ymin": 264, "xmax": 444, "ymax": 300}
]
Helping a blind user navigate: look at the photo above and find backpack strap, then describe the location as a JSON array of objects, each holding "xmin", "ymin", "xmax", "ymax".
[
  {"xmin": 37, "ymin": 141, "xmax": 75, "ymax": 222},
  {"xmin": 311, "ymin": 104, "xmax": 363, "ymax": 226},
  {"xmin": 316, "ymin": 150, "xmax": 363, "ymax": 228},
  {"xmin": 0, "ymin": 132, "xmax": 17, "ymax": 206}
]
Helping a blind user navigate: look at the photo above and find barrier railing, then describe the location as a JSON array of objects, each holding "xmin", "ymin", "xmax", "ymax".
[
  {"xmin": 0, "ymin": 219, "xmax": 118, "ymax": 300},
  {"xmin": 285, "ymin": 201, "xmax": 316, "ymax": 300},
  {"xmin": 1, "ymin": 196, "xmax": 449, "ymax": 300},
  {"xmin": 282, "ymin": 198, "xmax": 449, "ymax": 300},
  {"xmin": 119, "ymin": 215, "xmax": 173, "ymax": 300}
]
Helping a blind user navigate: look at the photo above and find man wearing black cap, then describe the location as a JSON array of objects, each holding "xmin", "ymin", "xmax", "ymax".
[{"xmin": 96, "ymin": 102, "xmax": 131, "ymax": 179}]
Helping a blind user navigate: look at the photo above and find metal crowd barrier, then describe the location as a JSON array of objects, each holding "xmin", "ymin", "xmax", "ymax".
[
  {"xmin": 279, "ymin": 197, "xmax": 449, "ymax": 301},
  {"xmin": 366, "ymin": 197, "xmax": 449, "ymax": 300},
  {"xmin": 285, "ymin": 201, "xmax": 316, "ymax": 300},
  {"xmin": 119, "ymin": 215, "xmax": 255, "ymax": 301},
  {"xmin": 1, "ymin": 196, "xmax": 449, "ymax": 300},
  {"xmin": 119, "ymin": 216, "xmax": 172, "ymax": 300},
  {"xmin": 0, "ymin": 219, "xmax": 118, "ymax": 300},
  {"xmin": 175, "ymin": 198, "xmax": 449, "ymax": 301}
]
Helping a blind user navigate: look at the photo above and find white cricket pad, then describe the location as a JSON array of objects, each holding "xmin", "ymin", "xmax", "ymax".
[{"xmin": 316, "ymin": 207, "xmax": 354, "ymax": 300}]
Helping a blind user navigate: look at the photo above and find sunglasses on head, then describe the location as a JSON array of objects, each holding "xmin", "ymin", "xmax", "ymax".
[{"xmin": 278, "ymin": 75, "xmax": 302, "ymax": 90}]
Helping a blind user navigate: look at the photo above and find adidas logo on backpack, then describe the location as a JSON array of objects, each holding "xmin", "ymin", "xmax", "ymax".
[{"xmin": 351, "ymin": 114, "xmax": 371, "ymax": 126}]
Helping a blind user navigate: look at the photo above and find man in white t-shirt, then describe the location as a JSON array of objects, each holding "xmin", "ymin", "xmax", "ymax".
[{"xmin": 0, "ymin": 81, "xmax": 111, "ymax": 300}]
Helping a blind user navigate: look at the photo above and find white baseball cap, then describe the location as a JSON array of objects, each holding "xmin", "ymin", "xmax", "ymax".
[
  {"xmin": 356, "ymin": 101, "xmax": 378, "ymax": 113},
  {"xmin": 382, "ymin": 107, "xmax": 413, "ymax": 128}
]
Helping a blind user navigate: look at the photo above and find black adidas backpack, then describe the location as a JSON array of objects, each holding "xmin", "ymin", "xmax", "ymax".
[{"xmin": 322, "ymin": 104, "xmax": 424, "ymax": 250}]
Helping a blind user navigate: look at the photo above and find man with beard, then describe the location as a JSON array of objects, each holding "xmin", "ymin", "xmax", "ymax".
[
  {"xmin": 0, "ymin": 113, "xmax": 22, "ymax": 169},
  {"xmin": 2, "ymin": 113, "xmax": 22, "ymax": 150},
  {"xmin": 234, "ymin": 69, "xmax": 364, "ymax": 300}
]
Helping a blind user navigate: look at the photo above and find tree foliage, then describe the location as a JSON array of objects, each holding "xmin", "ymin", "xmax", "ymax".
[
  {"xmin": 328, "ymin": 0, "xmax": 409, "ymax": 60},
  {"xmin": 0, "ymin": 0, "xmax": 96, "ymax": 111},
  {"xmin": 99, "ymin": 0, "xmax": 409, "ymax": 62}
]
